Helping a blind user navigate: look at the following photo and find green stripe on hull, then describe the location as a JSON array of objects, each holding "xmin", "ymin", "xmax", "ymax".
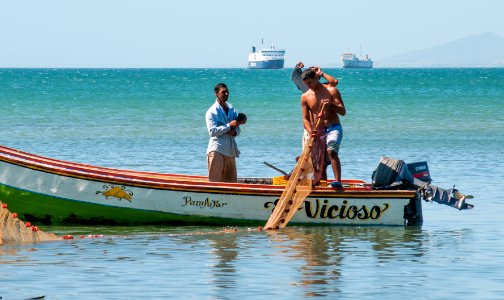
[{"xmin": 0, "ymin": 184, "xmax": 259, "ymax": 226}]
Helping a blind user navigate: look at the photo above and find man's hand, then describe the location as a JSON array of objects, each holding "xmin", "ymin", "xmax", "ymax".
[
  {"xmin": 317, "ymin": 99, "xmax": 330, "ymax": 118},
  {"xmin": 229, "ymin": 120, "xmax": 239, "ymax": 128},
  {"xmin": 312, "ymin": 66, "xmax": 323, "ymax": 77},
  {"xmin": 320, "ymin": 98, "xmax": 331, "ymax": 110}
]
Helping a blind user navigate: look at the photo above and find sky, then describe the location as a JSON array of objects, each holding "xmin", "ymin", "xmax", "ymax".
[{"xmin": 1, "ymin": 0, "xmax": 503, "ymax": 68}]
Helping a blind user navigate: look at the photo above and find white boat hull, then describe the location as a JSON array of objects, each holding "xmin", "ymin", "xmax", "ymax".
[{"xmin": 0, "ymin": 145, "xmax": 418, "ymax": 226}]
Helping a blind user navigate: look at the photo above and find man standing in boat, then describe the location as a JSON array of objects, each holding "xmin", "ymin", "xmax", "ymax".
[
  {"xmin": 301, "ymin": 69, "xmax": 346, "ymax": 188},
  {"xmin": 205, "ymin": 83, "xmax": 246, "ymax": 183}
]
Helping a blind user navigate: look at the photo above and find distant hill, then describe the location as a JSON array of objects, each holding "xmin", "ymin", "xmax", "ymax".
[{"xmin": 377, "ymin": 32, "xmax": 504, "ymax": 68}]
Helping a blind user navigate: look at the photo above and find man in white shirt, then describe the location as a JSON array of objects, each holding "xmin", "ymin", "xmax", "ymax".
[{"xmin": 205, "ymin": 83, "xmax": 245, "ymax": 182}]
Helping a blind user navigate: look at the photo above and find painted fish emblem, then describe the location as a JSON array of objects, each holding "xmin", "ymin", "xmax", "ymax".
[{"xmin": 96, "ymin": 185, "xmax": 133, "ymax": 202}]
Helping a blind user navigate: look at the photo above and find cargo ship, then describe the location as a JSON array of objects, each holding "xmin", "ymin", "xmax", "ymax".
[{"xmin": 340, "ymin": 52, "xmax": 373, "ymax": 68}]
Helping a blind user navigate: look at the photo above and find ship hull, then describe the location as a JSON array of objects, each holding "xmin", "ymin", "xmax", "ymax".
[
  {"xmin": 341, "ymin": 59, "xmax": 373, "ymax": 68},
  {"xmin": 248, "ymin": 59, "xmax": 285, "ymax": 69}
]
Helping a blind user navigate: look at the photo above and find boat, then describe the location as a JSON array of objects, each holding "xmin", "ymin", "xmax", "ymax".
[
  {"xmin": 248, "ymin": 41, "xmax": 285, "ymax": 69},
  {"xmin": 0, "ymin": 145, "xmax": 472, "ymax": 227},
  {"xmin": 340, "ymin": 52, "xmax": 373, "ymax": 68}
]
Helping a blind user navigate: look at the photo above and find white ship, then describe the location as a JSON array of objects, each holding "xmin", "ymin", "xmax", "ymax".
[
  {"xmin": 340, "ymin": 52, "xmax": 373, "ymax": 68},
  {"xmin": 248, "ymin": 41, "xmax": 285, "ymax": 69}
]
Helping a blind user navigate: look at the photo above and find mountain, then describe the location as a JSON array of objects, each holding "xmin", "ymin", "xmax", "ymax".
[{"xmin": 377, "ymin": 32, "xmax": 504, "ymax": 68}]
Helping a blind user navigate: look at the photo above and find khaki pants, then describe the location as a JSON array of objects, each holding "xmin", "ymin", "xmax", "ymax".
[{"xmin": 207, "ymin": 151, "xmax": 237, "ymax": 183}]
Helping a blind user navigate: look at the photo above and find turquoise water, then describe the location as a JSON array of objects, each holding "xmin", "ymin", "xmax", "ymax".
[{"xmin": 1, "ymin": 68, "xmax": 504, "ymax": 299}]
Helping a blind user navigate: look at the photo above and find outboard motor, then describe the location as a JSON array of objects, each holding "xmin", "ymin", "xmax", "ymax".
[
  {"xmin": 372, "ymin": 157, "xmax": 473, "ymax": 210},
  {"xmin": 371, "ymin": 157, "xmax": 427, "ymax": 190}
]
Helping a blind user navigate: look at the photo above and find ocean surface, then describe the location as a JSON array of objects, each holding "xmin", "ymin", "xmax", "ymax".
[{"xmin": 0, "ymin": 68, "xmax": 503, "ymax": 299}]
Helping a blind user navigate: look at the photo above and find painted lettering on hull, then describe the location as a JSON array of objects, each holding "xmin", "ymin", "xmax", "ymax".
[
  {"xmin": 182, "ymin": 196, "xmax": 228, "ymax": 209},
  {"xmin": 264, "ymin": 199, "xmax": 390, "ymax": 221}
]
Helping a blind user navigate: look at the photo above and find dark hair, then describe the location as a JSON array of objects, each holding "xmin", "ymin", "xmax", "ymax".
[
  {"xmin": 301, "ymin": 69, "xmax": 317, "ymax": 80},
  {"xmin": 214, "ymin": 83, "xmax": 228, "ymax": 93}
]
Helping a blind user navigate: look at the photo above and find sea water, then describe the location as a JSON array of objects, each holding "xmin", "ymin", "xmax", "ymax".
[{"xmin": 0, "ymin": 68, "xmax": 503, "ymax": 299}]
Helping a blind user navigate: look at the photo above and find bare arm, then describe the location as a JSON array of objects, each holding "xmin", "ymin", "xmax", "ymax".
[
  {"xmin": 313, "ymin": 66, "xmax": 338, "ymax": 87},
  {"xmin": 301, "ymin": 94, "xmax": 313, "ymax": 133},
  {"xmin": 320, "ymin": 72, "xmax": 338, "ymax": 87},
  {"xmin": 332, "ymin": 88, "xmax": 346, "ymax": 116}
]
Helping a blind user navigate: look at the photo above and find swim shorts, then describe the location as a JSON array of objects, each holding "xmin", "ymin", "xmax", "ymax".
[{"xmin": 325, "ymin": 124, "xmax": 343, "ymax": 153}]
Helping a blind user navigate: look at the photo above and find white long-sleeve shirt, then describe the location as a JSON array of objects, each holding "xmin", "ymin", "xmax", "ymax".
[{"xmin": 205, "ymin": 100, "xmax": 241, "ymax": 157}]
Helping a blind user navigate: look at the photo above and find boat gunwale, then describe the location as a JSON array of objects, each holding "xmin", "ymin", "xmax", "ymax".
[{"xmin": 0, "ymin": 145, "xmax": 417, "ymax": 199}]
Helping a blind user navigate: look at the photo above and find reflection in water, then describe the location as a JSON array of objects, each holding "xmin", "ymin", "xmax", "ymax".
[
  {"xmin": 0, "ymin": 225, "xmax": 476, "ymax": 299},
  {"xmin": 0, "ymin": 244, "xmax": 26, "ymax": 262},
  {"xmin": 264, "ymin": 226, "xmax": 428, "ymax": 297},
  {"xmin": 268, "ymin": 228, "xmax": 343, "ymax": 297},
  {"xmin": 207, "ymin": 231, "xmax": 239, "ymax": 292},
  {"xmin": 144, "ymin": 227, "xmax": 241, "ymax": 299}
]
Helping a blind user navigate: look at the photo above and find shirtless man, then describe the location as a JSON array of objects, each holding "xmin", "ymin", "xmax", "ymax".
[
  {"xmin": 293, "ymin": 62, "xmax": 339, "ymax": 148},
  {"xmin": 300, "ymin": 69, "xmax": 346, "ymax": 188}
]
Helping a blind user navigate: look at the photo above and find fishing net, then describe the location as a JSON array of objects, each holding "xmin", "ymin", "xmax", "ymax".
[{"xmin": 0, "ymin": 202, "xmax": 61, "ymax": 244}]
